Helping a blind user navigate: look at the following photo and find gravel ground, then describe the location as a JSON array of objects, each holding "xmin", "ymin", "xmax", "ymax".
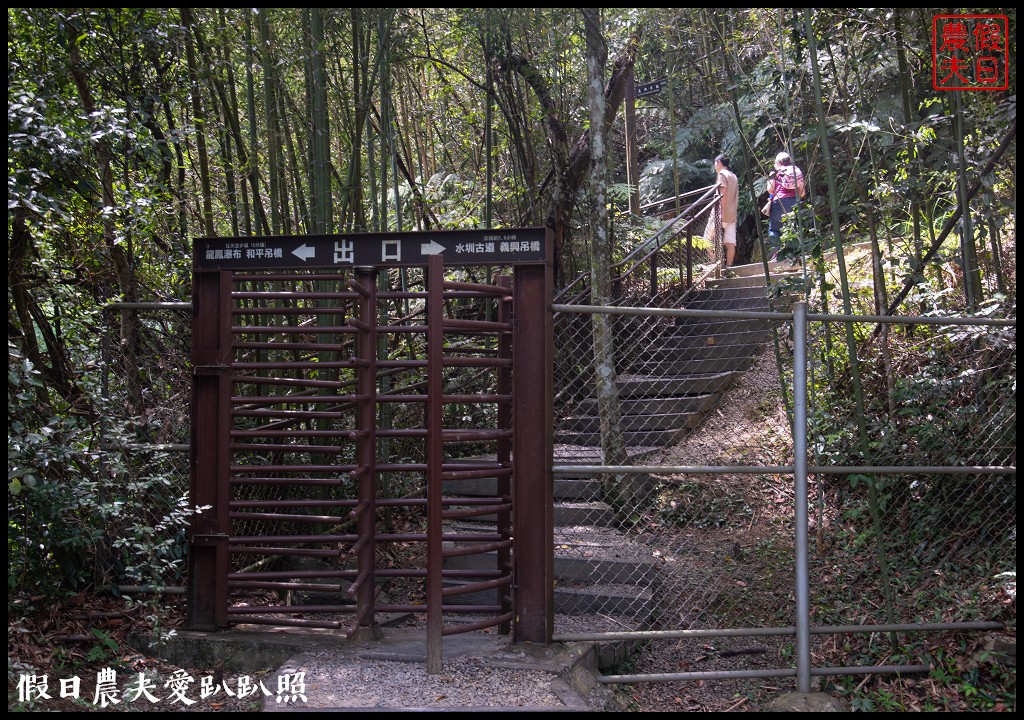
[{"xmin": 10, "ymin": 339, "xmax": 794, "ymax": 713}]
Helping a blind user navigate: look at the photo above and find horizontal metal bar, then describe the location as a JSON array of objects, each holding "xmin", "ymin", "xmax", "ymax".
[
  {"xmin": 553, "ymin": 304, "xmax": 788, "ymax": 321},
  {"xmin": 228, "ymin": 605, "xmax": 355, "ymax": 614},
  {"xmin": 232, "ymin": 360, "xmax": 366, "ymax": 370},
  {"xmin": 552, "ymin": 303, "xmax": 1015, "ymax": 327},
  {"xmin": 553, "ymin": 465, "xmax": 1015, "ymax": 475},
  {"xmin": 598, "ymin": 665, "xmax": 931, "ymax": 684},
  {"xmin": 232, "ymin": 342, "xmax": 353, "ymax": 351},
  {"xmin": 554, "ymin": 621, "xmax": 1004, "ymax": 643},
  {"xmin": 377, "ymin": 394, "xmax": 512, "ymax": 403},
  {"xmin": 228, "ymin": 442, "xmax": 348, "ymax": 452},
  {"xmin": 442, "ymin": 467, "xmax": 512, "ymax": 481},
  {"xmin": 231, "ymin": 394, "xmax": 361, "ymax": 405},
  {"xmin": 230, "ymin": 546, "xmax": 343, "ymax": 557},
  {"xmin": 441, "ymin": 280, "xmax": 511, "ymax": 296},
  {"xmin": 230, "ymin": 499, "xmax": 356, "ymax": 509},
  {"xmin": 229, "ymin": 464, "xmax": 353, "ymax": 473},
  {"xmin": 231, "ymin": 408, "xmax": 351, "ymax": 419},
  {"xmin": 442, "ymin": 539, "xmax": 513, "ymax": 558},
  {"xmin": 232, "ymin": 326, "xmax": 357, "ymax": 334},
  {"xmin": 442, "ymin": 612, "xmax": 514, "ymax": 636},
  {"xmin": 441, "ymin": 575, "xmax": 511, "ymax": 597},
  {"xmin": 442, "ymin": 503, "xmax": 513, "ymax": 519},
  {"xmin": 230, "ymin": 616, "xmax": 345, "ymax": 629},
  {"xmin": 807, "ymin": 312, "xmax": 1015, "ymax": 328},
  {"xmin": 228, "ymin": 512, "xmax": 350, "ymax": 524},
  {"xmin": 228, "ymin": 568, "xmax": 501, "ymax": 580},
  {"xmin": 234, "ymin": 375, "xmax": 348, "ymax": 388},
  {"xmin": 231, "ymin": 306, "xmax": 353, "ymax": 315},
  {"xmin": 443, "ymin": 318, "xmax": 512, "ymax": 332},
  {"xmin": 377, "ymin": 604, "xmax": 503, "ymax": 614},
  {"xmin": 231, "ymin": 534, "xmax": 357, "ymax": 544},
  {"xmin": 101, "ymin": 443, "xmax": 189, "ymax": 452},
  {"xmin": 230, "ymin": 569, "xmax": 356, "ymax": 580},
  {"xmin": 228, "ymin": 580, "xmax": 348, "ymax": 592},
  {"xmin": 103, "ymin": 302, "xmax": 192, "ymax": 310},
  {"xmin": 233, "ymin": 273, "xmax": 348, "ymax": 282},
  {"xmin": 231, "ymin": 292, "xmax": 360, "ymax": 300},
  {"xmin": 229, "ymin": 477, "xmax": 349, "ymax": 486},
  {"xmin": 230, "ymin": 430, "xmax": 363, "ymax": 439}
]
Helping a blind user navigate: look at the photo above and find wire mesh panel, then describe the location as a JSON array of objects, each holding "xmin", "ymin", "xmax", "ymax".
[
  {"xmin": 551, "ymin": 260, "xmax": 1015, "ymax": 679},
  {"xmin": 807, "ymin": 315, "xmax": 1017, "ymax": 628},
  {"xmin": 552, "ymin": 264, "xmax": 800, "ymax": 634},
  {"xmin": 100, "ymin": 304, "xmax": 193, "ymax": 588}
]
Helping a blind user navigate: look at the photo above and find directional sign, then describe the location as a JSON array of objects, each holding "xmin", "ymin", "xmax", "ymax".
[
  {"xmin": 636, "ymin": 78, "xmax": 668, "ymax": 98},
  {"xmin": 195, "ymin": 228, "xmax": 549, "ymax": 270}
]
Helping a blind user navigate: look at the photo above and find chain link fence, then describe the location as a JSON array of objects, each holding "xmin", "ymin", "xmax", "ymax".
[
  {"xmin": 549, "ymin": 247, "xmax": 1016, "ymax": 667},
  {"xmin": 99, "ymin": 235, "xmax": 1015, "ymax": 655},
  {"xmin": 100, "ymin": 303, "xmax": 193, "ymax": 588}
]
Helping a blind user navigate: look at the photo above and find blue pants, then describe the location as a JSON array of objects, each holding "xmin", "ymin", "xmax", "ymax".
[{"xmin": 767, "ymin": 196, "xmax": 798, "ymax": 258}]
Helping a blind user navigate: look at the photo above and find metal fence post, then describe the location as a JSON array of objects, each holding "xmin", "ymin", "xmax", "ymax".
[{"xmin": 793, "ymin": 301, "xmax": 811, "ymax": 693}]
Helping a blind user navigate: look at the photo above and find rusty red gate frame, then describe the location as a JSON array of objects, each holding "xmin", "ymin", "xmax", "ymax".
[{"xmin": 187, "ymin": 232, "xmax": 553, "ymax": 659}]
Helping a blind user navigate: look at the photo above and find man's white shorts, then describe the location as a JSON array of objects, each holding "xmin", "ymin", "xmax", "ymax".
[{"xmin": 723, "ymin": 222, "xmax": 737, "ymax": 246}]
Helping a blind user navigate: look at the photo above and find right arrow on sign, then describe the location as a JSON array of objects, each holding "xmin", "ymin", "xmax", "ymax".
[{"xmin": 421, "ymin": 239, "xmax": 446, "ymax": 255}]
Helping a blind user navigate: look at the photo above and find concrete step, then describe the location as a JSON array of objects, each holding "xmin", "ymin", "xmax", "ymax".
[
  {"xmin": 652, "ymin": 327, "xmax": 772, "ymax": 350},
  {"xmin": 441, "ymin": 475, "xmax": 600, "ymax": 501},
  {"xmin": 681, "ymin": 295, "xmax": 772, "ymax": 312},
  {"xmin": 615, "ymin": 370, "xmax": 738, "ymax": 398},
  {"xmin": 438, "ymin": 499, "xmax": 614, "ymax": 526},
  {"xmin": 630, "ymin": 355, "xmax": 756, "ymax": 376},
  {"xmin": 554, "ymin": 584, "xmax": 655, "ymax": 621},
  {"xmin": 634, "ymin": 342, "xmax": 766, "ymax": 365},
  {"xmin": 560, "ymin": 394, "xmax": 719, "ymax": 434},
  {"xmin": 666, "ymin": 317, "xmax": 775, "ymax": 335},
  {"xmin": 570, "ymin": 393, "xmax": 718, "ymax": 417},
  {"xmin": 730, "ymin": 260, "xmax": 799, "ymax": 278},
  {"xmin": 555, "ymin": 423, "xmax": 693, "ymax": 448},
  {"xmin": 685, "ymin": 286, "xmax": 771, "ymax": 302}
]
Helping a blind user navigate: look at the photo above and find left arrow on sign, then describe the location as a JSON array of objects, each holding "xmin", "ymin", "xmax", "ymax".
[
  {"xmin": 292, "ymin": 244, "xmax": 316, "ymax": 261},
  {"xmin": 421, "ymin": 239, "xmax": 446, "ymax": 255}
]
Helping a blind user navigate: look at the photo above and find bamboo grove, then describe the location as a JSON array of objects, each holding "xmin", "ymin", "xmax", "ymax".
[{"xmin": 7, "ymin": 8, "xmax": 1017, "ymax": 598}]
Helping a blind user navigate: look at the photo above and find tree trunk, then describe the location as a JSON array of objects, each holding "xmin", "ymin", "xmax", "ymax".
[
  {"xmin": 583, "ymin": 8, "xmax": 630, "ymax": 514},
  {"xmin": 181, "ymin": 8, "xmax": 215, "ymax": 237},
  {"xmin": 499, "ymin": 25, "xmax": 641, "ymax": 284},
  {"xmin": 66, "ymin": 19, "xmax": 144, "ymax": 418},
  {"xmin": 259, "ymin": 9, "xmax": 283, "ymax": 235}
]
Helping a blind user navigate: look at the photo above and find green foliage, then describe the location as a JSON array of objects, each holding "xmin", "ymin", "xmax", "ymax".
[
  {"xmin": 8, "ymin": 343, "xmax": 200, "ymax": 601},
  {"xmin": 85, "ymin": 628, "xmax": 120, "ymax": 663}
]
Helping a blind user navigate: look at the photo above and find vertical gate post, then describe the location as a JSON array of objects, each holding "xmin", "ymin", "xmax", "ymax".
[
  {"xmin": 352, "ymin": 268, "xmax": 380, "ymax": 637},
  {"xmin": 426, "ymin": 256, "xmax": 445, "ymax": 672},
  {"xmin": 513, "ymin": 249, "xmax": 554, "ymax": 644},
  {"xmin": 187, "ymin": 269, "xmax": 232, "ymax": 630}
]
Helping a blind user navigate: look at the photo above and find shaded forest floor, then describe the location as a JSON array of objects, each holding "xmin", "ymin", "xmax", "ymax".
[
  {"xmin": 605, "ymin": 345, "xmax": 1017, "ymax": 712},
  {"xmin": 8, "ymin": 313, "xmax": 1017, "ymax": 713}
]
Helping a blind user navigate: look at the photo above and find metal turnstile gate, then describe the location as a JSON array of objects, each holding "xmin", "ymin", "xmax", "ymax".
[{"xmin": 187, "ymin": 231, "xmax": 553, "ymax": 668}]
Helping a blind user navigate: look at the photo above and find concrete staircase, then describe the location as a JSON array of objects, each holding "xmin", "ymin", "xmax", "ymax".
[
  {"xmin": 439, "ymin": 261, "xmax": 801, "ymax": 629},
  {"xmin": 441, "ymin": 467, "xmax": 659, "ymax": 626},
  {"xmin": 555, "ymin": 260, "xmax": 800, "ymax": 448}
]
